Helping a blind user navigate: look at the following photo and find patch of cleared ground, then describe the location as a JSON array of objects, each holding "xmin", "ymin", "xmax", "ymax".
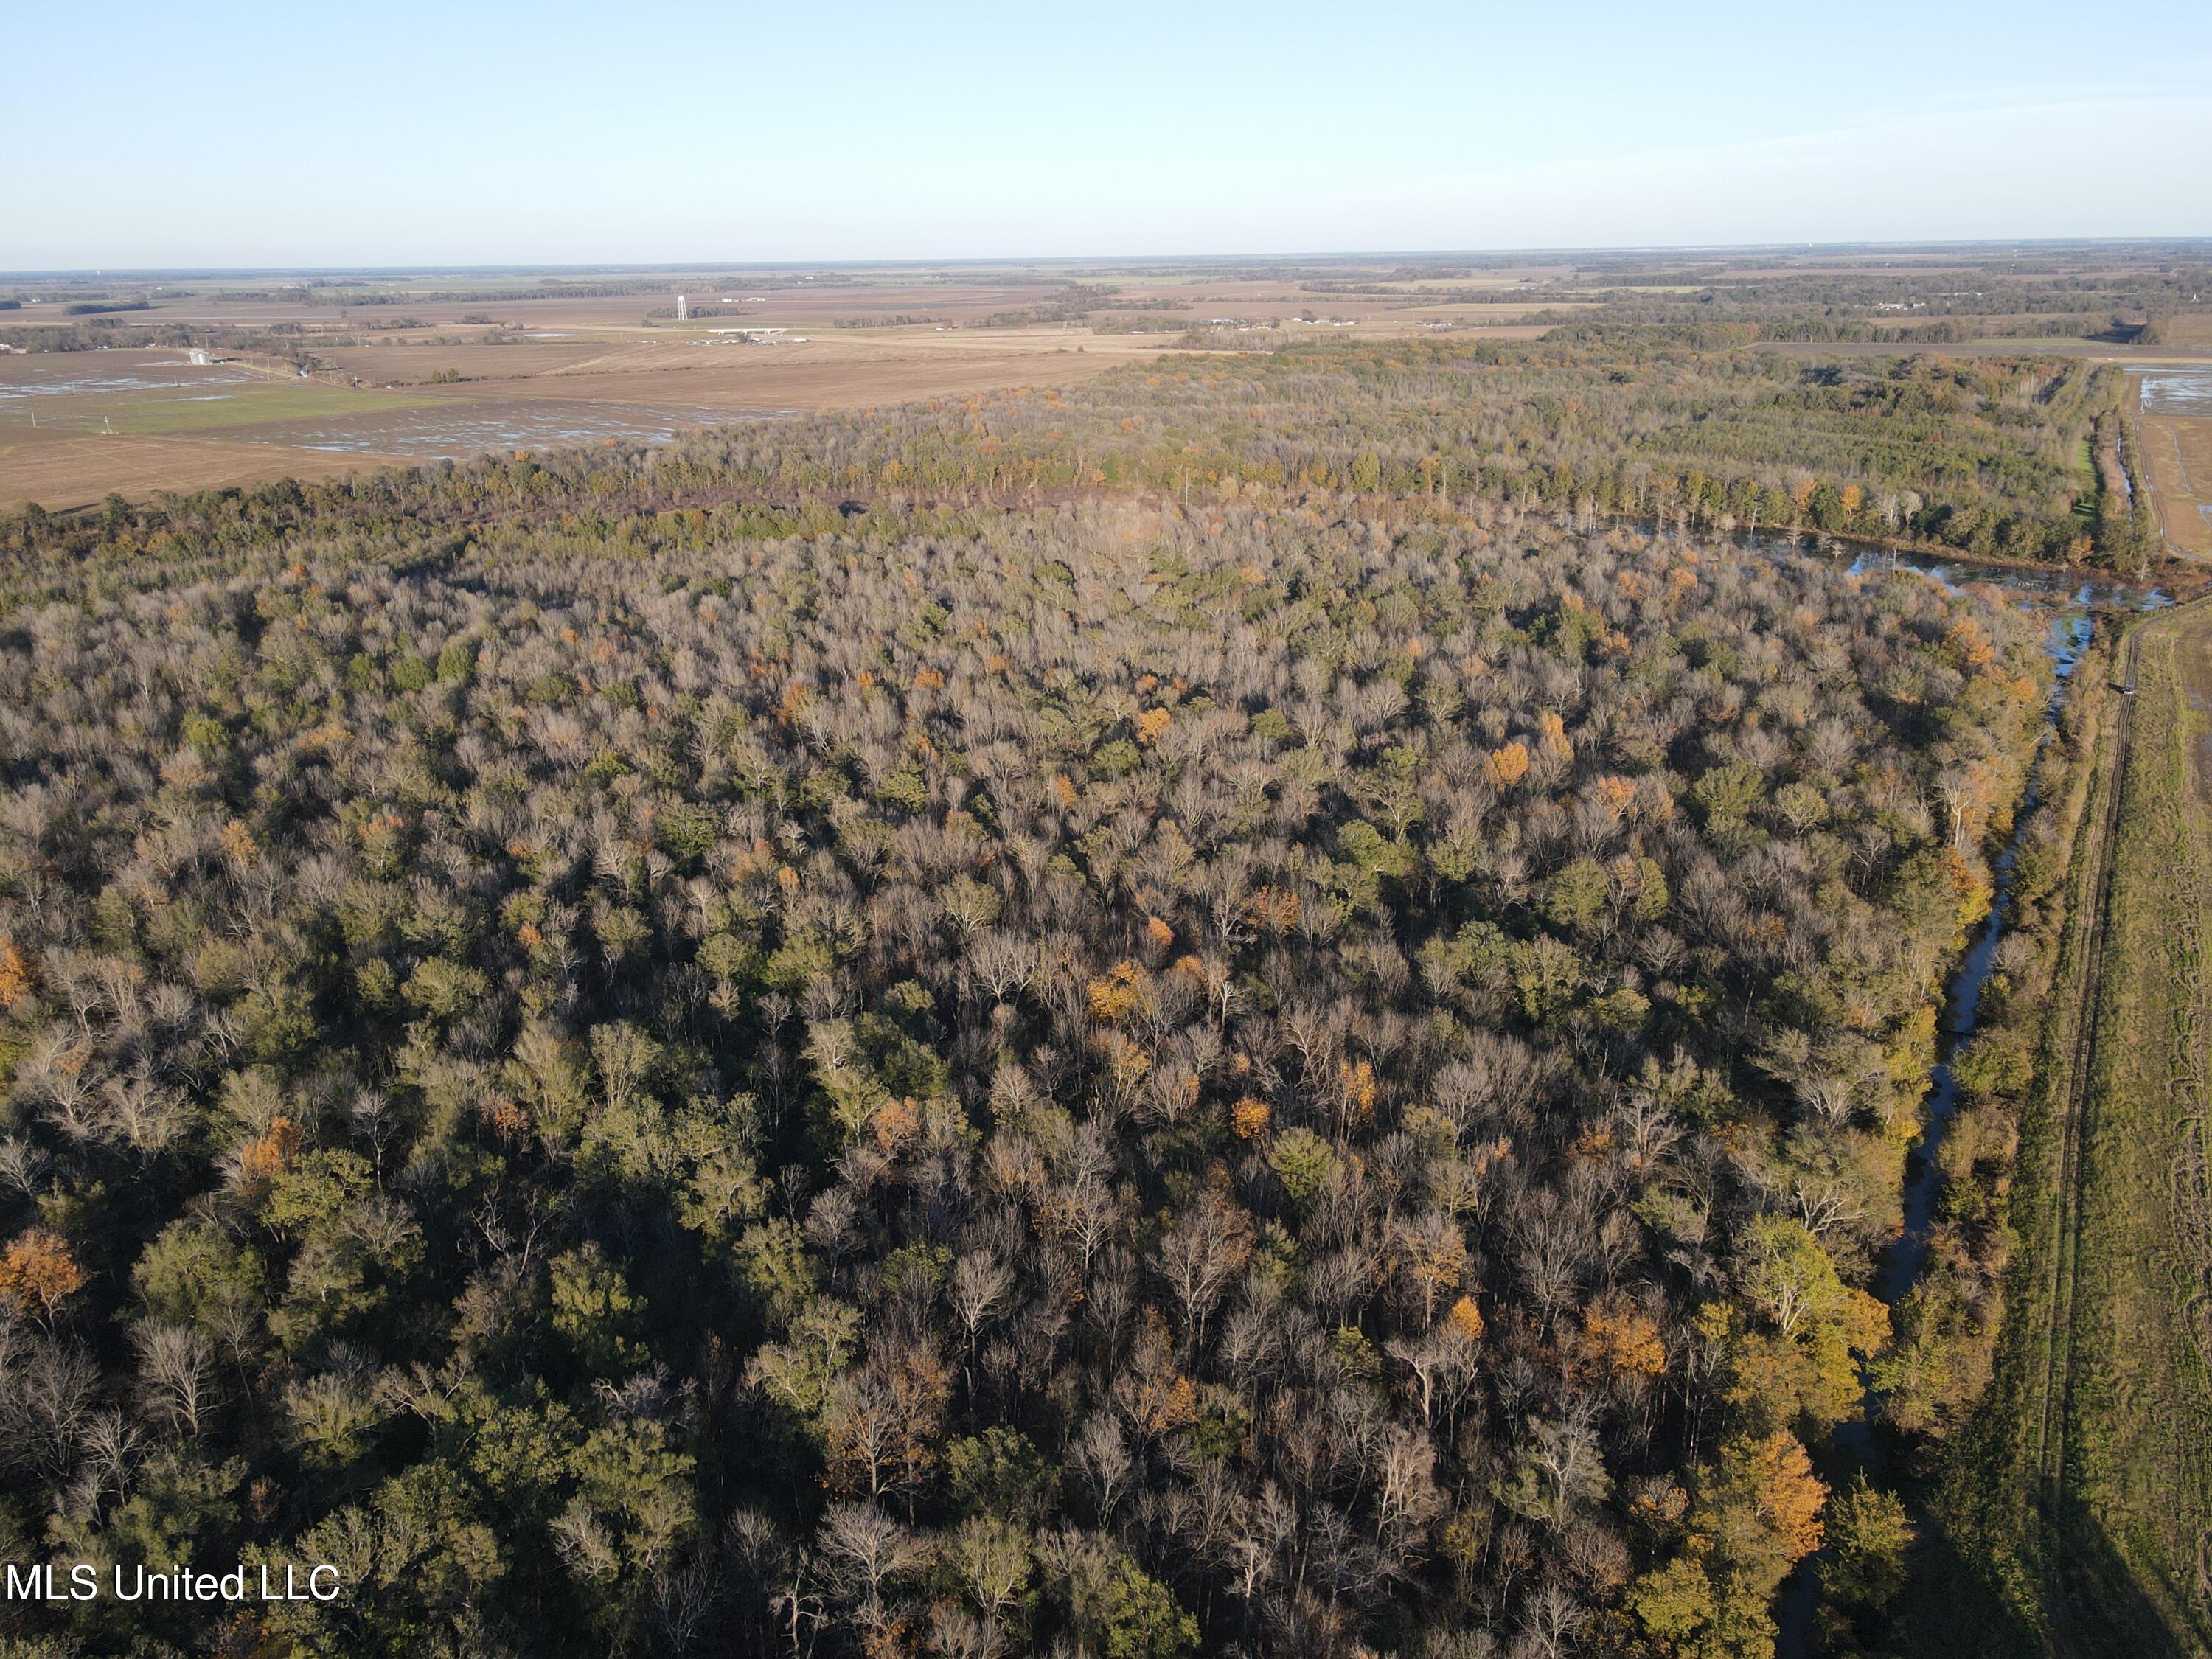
[
  {"xmin": 0, "ymin": 428, "xmax": 417, "ymax": 507},
  {"xmin": 2140, "ymin": 415, "xmax": 2212, "ymax": 560},
  {"xmin": 0, "ymin": 335, "xmax": 1148, "ymax": 509}
]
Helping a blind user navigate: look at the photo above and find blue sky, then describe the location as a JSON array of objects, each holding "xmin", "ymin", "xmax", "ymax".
[{"xmin": 4, "ymin": 0, "xmax": 2208, "ymax": 268}]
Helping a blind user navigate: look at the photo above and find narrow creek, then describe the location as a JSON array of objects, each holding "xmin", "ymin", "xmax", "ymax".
[
  {"xmin": 1771, "ymin": 551, "xmax": 2169, "ymax": 1653},
  {"xmin": 1881, "ymin": 611, "xmax": 2086, "ymax": 1283},
  {"xmin": 1839, "ymin": 553, "xmax": 2168, "ymax": 1315}
]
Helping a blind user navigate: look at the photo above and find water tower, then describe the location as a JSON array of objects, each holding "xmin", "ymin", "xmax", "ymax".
[{"xmin": 676, "ymin": 294, "xmax": 688, "ymax": 321}]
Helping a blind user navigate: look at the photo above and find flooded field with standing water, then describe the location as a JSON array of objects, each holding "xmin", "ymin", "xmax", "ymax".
[{"xmin": 207, "ymin": 398, "xmax": 782, "ymax": 459}]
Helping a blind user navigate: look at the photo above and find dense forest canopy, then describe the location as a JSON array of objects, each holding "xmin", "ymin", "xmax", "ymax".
[
  {"xmin": 0, "ymin": 381, "xmax": 2065, "ymax": 1658},
  {"xmin": 1, "ymin": 330, "xmax": 2156, "ymax": 580}
]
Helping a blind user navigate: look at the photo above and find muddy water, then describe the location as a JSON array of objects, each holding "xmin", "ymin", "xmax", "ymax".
[
  {"xmin": 2136, "ymin": 366, "xmax": 2212, "ymax": 417},
  {"xmin": 0, "ymin": 352, "xmax": 261, "ymax": 412}
]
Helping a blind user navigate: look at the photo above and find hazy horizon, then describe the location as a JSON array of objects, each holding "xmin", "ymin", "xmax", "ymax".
[
  {"xmin": 8, "ymin": 235, "xmax": 2212, "ymax": 282},
  {"xmin": 6, "ymin": 0, "xmax": 2206, "ymax": 268}
]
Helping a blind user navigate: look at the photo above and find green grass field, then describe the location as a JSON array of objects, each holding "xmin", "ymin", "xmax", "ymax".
[
  {"xmin": 2059, "ymin": 613, "xmax": 2212, "ymax": 1652},
  {"xmin": 1916, "ymin": 608, "xmax": 2212, "ymax": 1657},
  {"xmin": 0, "ymin": 382, "xmax": 448, "ymax": 437}
]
